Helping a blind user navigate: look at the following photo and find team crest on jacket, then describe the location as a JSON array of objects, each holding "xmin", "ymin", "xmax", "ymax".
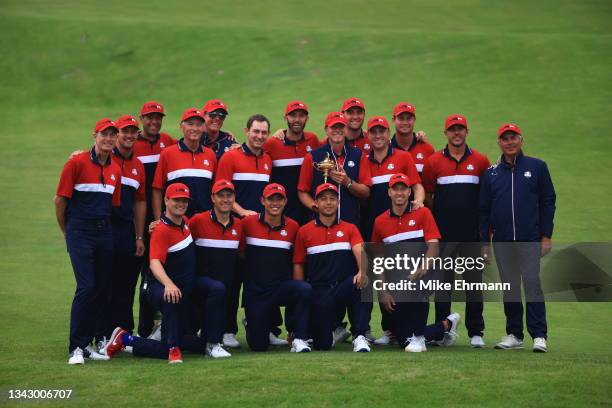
[
  {"xmin": 306, "ymin": 146, "xmax": 312, "ymax": 152},
  {"xmin": 524, "ymin": 171, "xmax": 532, "ymax": 178},
  {"xmin": 467, "ymin": 164, "xmax": 474, "ymax": 171},
  {"xmin": 416, "ymin": 153, "xmax": 424, "ymax": 160},
  {"xmin": 364, "ymin": 144, "xmax": 370, "ymax": 150},
  {"xmin": 132, "ymin": 168, "xmax": 138, "ymax": 175},
  {"xmin": 203, "ymin": 159, "xmax": 210, "ymax": 166},
  {"xmin": 336, "ymin": 231, "xmax": 344, "ymax": 237},
  {"xmin": 409, "ymin": 219, "xmax": 416, "ymax": 226},
  {"xmin": 387, "ymin": 163, "xmax": 395, "ymax": 170},
  {"xmin": 110, "ymin": 174, "xmax": 116, "ymax": 181},
  {"xmin": 347, "ymin": 161, "xmax": 355, "ymax": 167},
  {"xmin": 231, "ymin": 229, "xmax": 237, "ymax": 236},
  {"xmin": 160, "ymin": 142, "xmax": 165, "ymax": 148},
  {"xmin": 280, "ymin": 229, "xmax": 287, "ymax": 237}
]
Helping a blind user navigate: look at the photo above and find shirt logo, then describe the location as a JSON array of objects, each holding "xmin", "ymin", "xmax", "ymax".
[
  {"xmin": 203, "ymin": 159, "xmax": 210, "ymax": 166},
  {"xmin": 364, "ymin": 143, "xmax": 370, "ymax": 150},
  {"xmin": 524, "ymin": 171, "xmax": 532, "ymax": 178},
  {"xmin": 416, "ymin": 153, "xmax": 424, "ymax": 160},
  {"xmin": 306, "ymin": 145, "xmax": 312, "ymax": 152},
  {"xmin": 347, "ymin": 160, "xmax": 355, "ymax": 167},
  {"xmin": 281, "ymin": 229, "xmax": 287, "ymax": 237},
  {"xmin": 132, "ymin": 168, "xmax": 138, "ymax": 176},
  {"xmin": 336, "ymin": 231, "xmax": 344, "ymax": 237},
  {"xmin": 110, "ymin": 174, "xmax": 116, "ymax": 181},
  {"xmin": 264, "ymin": 164, "xmax": 269, "ymax": 170},
  {"xmin": 387, "ymin": 163, "xmax": 395, "ymax": 170},
  {"xmin": 467, "ymin": 164, "xmax": 474, "ymax": 171},
  {"xmin": 160, "ymin": 142, "xmax": 166, "ymax": 148},
  {"xmin": 185, "ymin": 225, "xmax": 189, "ymax": 230},
  {"xmin": 231, "ymin": 229, "xmax": 237, "ymax": 236},
  {"xmin": 409, "ymin": 220, "xmax": 416, "ymax": 226},
  {"xmin": 224, "ymin": 147, "xmax": 229, "ymax": 152}
]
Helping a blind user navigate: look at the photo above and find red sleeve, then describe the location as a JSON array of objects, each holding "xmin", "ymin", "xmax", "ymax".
[
  {"xmin": 149, "ymin": 227, "xmax": 169, "ymax": 263},
  {"xmin": 402, "ymin": 153, "xmax": 421, "ymax": 185},
  {"xmin": 215, "ymin": 151, "xmax": 234, "ymax": 182},
  {"xmin": 293, "ymin": 229, "xmax": 307, "ymax": 264},
  {"xmin": 350, "ymin": 223, "xmax": 365, "ymax": 246},
  {"xmin": 56, "ymin": 158, "xmax": 79, "ymax": 198},
  {"xmin": 152, "ymin": 151, "xmax": 167, "ymax": 189},
  {"xmin": 357, "ymin": 155, "xmax": 372, "ymax": 186},
  {"xmin": 112, "ymin": 175, "xmax": 121, "ymax": 207},
  {"xmin": 135, "ymin": 161, "xmax": 146, "ymax": 201},
  {"xmin": 263, "ymin": 138, "xmax": 275, "ymax": 155},
  {"xmin": 297, "ymin": 154, "xmax": 313, "ymax": 192},
  {"xmin": 421, "ymin": 157, "xmax": 436, "ymax": 193},
  {"xmin": 371, "ymin": 218, "xmax": 382, "ymax": 243},
  {"xmin": 422, "ymin": 209, "xmax": 441, "ymax": 241}
]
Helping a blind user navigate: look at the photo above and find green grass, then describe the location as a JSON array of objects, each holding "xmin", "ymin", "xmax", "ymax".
[{"xmin": 1, "ymin": 0, "xmax": 611, "ymax": 406}]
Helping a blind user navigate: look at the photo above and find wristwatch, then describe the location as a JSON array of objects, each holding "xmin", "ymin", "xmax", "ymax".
[
  {"xmin": 136, "ymin": 236, "xmax": 143, "ymax": 241},
  {"xmin": 346, "ymin": 179, "xmax": 353, "ymax": 189}
]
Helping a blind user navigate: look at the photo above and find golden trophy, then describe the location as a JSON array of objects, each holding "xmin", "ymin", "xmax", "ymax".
[{"xmin": 313, "ymin": 152, "xmax": 336, "ymax": 183}]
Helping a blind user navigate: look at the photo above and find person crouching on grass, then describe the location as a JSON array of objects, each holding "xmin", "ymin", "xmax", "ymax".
[{"xmin": 106, "ymin": 183, "xmax": 215, "ymax": 363}]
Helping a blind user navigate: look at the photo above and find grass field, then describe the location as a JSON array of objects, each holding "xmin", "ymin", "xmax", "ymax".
[{"xmin": 1, "ymin": 1, "xmax": 611, "ymax": 407}]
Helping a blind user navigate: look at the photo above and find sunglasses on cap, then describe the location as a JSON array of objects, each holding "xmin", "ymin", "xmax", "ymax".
[{"xmin": 208, "ymin": 111, "xmax": 227, "ymax": 120}]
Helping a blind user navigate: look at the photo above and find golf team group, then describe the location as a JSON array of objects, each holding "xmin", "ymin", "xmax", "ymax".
[{"xmin": 54, "ymin": 97, "xmax": 557, "ymax": 364}]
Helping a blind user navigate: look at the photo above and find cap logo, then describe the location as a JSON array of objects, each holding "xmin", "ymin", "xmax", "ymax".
[{"xmin": 156, "ymin": 105, "xmax": 160, "ymax": 109}]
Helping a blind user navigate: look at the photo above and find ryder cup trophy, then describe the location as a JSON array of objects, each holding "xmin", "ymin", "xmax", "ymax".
[{"xmin": 313, "ymin": 152, "xmax": 336, "ymax": 183}]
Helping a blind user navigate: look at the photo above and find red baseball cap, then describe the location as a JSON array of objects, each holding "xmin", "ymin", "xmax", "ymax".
[
  {"xmin": 165, "ymin": 183, "xmax": 190, "ymax": 199},
  {"xmin": 203, "ymin": 99, "xmax": 228, "ymax": 114},
  {"xmin": 367, "ymin": 116, "xmax": 390, "ymax": 131},
  {"xmin": 389, "ymin": 173, "xmax": 412, "ymax": 188},
  {"xmin": 445, "ymin": 114, "xmax": 468, "ymax": 130},
  {"xmin": 94, "ymin": 118, "xmax": 118, "ymax": 133},
  {"xmin": 285, "ymin": 100, "xmax": 309, "ymax": 116},
  {"xmin": 393, "ymin": 102, "xmax": 416, "ymax": 117},
  {"xmin": 116, "ymin": 115, "xmax": 140, "ymax": 130},
  {"xmin": 181, "ymin": 107, "xmax": 205, "ymax": 122},
  {"xmin": 262, "ymin": 183, "xmax": 287, "ymax": 198},
  {"xmin": 497, "ymin": 123, "xmax": 522, "ymax": 138},
  {"xmin": 325, "ymin": 111, "xmax": 348, "ymax": 128},
  {"xmin": 140, "ymin": 101, "xmax": 165, "ymax": 116},
  {"xmin": 315, "ymin": 183, "xmax": 339, "ymax": 198},
  {"xmin": 212, "ymin": 179, "xmax": 235, "ymax": 194},
  {"xmin": 341, "ymin": 97, "xmax": 366, "ymax": 112}
]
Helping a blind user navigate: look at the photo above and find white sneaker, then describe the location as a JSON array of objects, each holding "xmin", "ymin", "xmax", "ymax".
[
  {"xmin": 124, "ymin": 346, "xmax": 133, "ymax": 354},
  {"xmin": 96, "ymin": 337, "xmax": 108, "ymax": 354},
  {"xmin": 269, "ymin": 332, "xmax": 289, "ymax": 346},
  {"xmin": 470, "ymin": 336, "xmax": 486, "ymax": 348},
  {"xmin": 148, "ymin": 323, "xmax": 162, "ymax": 341},
  {"xmin": 333, "ymin": 326, "xmax": 350, "ymax": 344},
  {"xmin": 352, "ymin": 335, "xmax": 371, "ymax": 352},
  {"xmin": 373, "ymin": 331, "xmax": 395, "ymax": 346},
  {"xmin": 68, "ymin": 347, "xmax": 85, "ymax": 365},
  {"xmin": 533, "ymin": 337, "xmax": 548, "ymax": 353},
  {"xmin": 447, "ymin": 312, "xmax": 461, "ymax": 334},
  {"xmin": 495, "ymin": 334, "xmax": 524, "ymax": 349},
  {"xmin": 290, "ymin": 338, "xmax": 311, "ymax": 353},
  {"xmin": 405, "ymin": 335, "xmax": 427, "ymax": 352},
  {"xmin": 206, "ymin": 343, "xmax": 231, "ymax": 358},
  {"xmin": 222, "ymin": 333, "xmax": 240, "ymax": 348},
  {"xmin": 85, "ymin": 345, "xmax": 109, "ymax": 361}
]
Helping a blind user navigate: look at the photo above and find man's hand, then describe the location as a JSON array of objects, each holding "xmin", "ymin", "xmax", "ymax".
[
  {"xmin": 228, "ymin": 143, "xmax": 241, "ymax": 151},
  {"xmin": 415, "ymin": 130, "xmax": 428, "ymax": 143},
  {"xmin": 411, "ymin": 199, "xmax": 425, "ymax": 210},
  {"xmin": 481, "ymin": 245, "xmax": 491, "ymax": 264},
  {"xmin": 163, "ymin": 283, "xmax": 182, "ymax": 304},
  {"xmin": 353, "ymin": 271, "xmax": 368, "ymax": 289},
  {"xmin": 135, "ymin": 239, "xmax": 145, "ymax": 257},
  {"xmin": 272, "ymin": 129, "xmax": 286, "ymax": 140},
  {"xmin": 330, "ymin": 167, "xmax": 350, "ymax": 187},
  {"xmin": 225, "ymin": 131, "xmax": 236, "ymax": 142},
  {"xmin": 69, "ymin": 150, "xmax": 85, "ymax": 160},
  {"xmin": 409, "ymin": 267, "xmax": 427, "ymax": 281},
  {"xmin": 379, "ymin": 291, "xmax": 396, "ymax": 313},
  {"xmin": 240, "ymin": 209, "xmax": 258, "ymax": 217},
  {"xmin": 148, "ymin": 220, "xmax": 161, "ymax": 234},
  {"xmin": 541, "ymin": 237, "xmax": 552, "ymax": 257}
]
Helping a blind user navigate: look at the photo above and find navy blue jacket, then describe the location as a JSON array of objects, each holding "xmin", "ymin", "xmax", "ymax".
[{"xmin": 479, "ymin": 152, "xmax": 556, "ymax": 242}]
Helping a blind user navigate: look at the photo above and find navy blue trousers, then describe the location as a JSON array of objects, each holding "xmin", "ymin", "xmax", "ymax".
[
  {"xmin": 244, "ymin": 280, "xmax": 312, "ymax": 352},
  {"xmin": 434, "ymin": 242, "xmax": 485, "ymax": 338},
  {"xmin": 137, "ymin": 229, "xmax": 156, "ymax": 338},
  {"xmin": 311, "ymin": 275, "xmax": 369, "ymax": 350},
  {"xmin": 131, "ymin": 334, "xmax": 206, "ymax": 359},
  {"xmin": 494, "ymin": 242, "xmax": 547, "ymax": 340},
  {"xmin": 66, "ymin": 218, "xmax": 113, "ymax": 353},
  {"xmin": 193, "ymin": 276, "xmax": 225, "ymax": 344}
]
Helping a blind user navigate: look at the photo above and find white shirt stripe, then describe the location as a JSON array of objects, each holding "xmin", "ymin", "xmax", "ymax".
[
  {"xmin": 137, "ymin": 154, "xmax": 160, "ymax": 164},
  {"xmin": 232, "ymin": 173, "xmax": 270, "ymax": 182},
  {"xmin": 436, "ymin": 175, "xmax": 479, "ymax": 185},
  {"xmin": 306, "ymin": 242, "xmax": 352, "ymax": 255},
  {"xmin": 382, "ymin": 230, "xmax": 424, "ymax": 243},
  {"xmin": 195, "ymin": 238, "xmax": 240, "ymax": 249},
  {"xmin": 121, "ymin": 177, "xmax": 140, "ymax": 190},
  {"xmin": 168, "ymin": 235, "xmax": 193, "ymax": 253},
  {"xmin": 272, "ymin": 158, "xmax": 304, "ymax": 167},
  {"xmin": 167, "ymin": 168, "xmax": 213, "ymax": 181},
  {"xmin": 245, "ymin": 237, "xmax": 292, "ymax": 250},
  {"xmin": 415, "ymin": 163, "xmax": 424, "ymax": 172},
  {"xmin": 371, "ymin": 174, "xmax": 393, "ymax": 185},
  {"xmin": 74, "ymin": 183, "xmax": 115, "ymax": 194}
]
